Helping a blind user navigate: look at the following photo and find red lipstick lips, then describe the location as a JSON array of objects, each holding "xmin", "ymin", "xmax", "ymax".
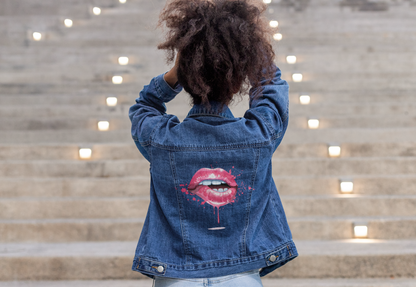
[{"xmin": 188, "ymin": 168, "xmax": 238, "ymax": 208}]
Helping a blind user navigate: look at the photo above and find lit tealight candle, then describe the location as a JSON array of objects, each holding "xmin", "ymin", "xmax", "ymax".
[
  {"xmin": 79, "ymin": 148, "xmax": 92, "ymax": 159},
  {"xmin": 93, "ymin": 7, "xmax": 101, "ymax": 15},
  {"xmin": 308, "ymin": 119, "xmax": 319, "ymax": 129},
  {"xmin": 286, "ymin": 55, "xmax": 297, "ymax": 64},
  {"xmin": 64, "ymin": 19, "xmax": 73, "ymax": 28},
  {"xmin": 340, "ymin": 180, "xmax": 354, "ymax": 193},
  {"xmin": 118, "ymin": 56, "xmax": 129, "ymax": 65},
  {"xmin": 299, "ymin": 95, "xmax": 310, "ymax": 105},
  {"xmin": 32, "ymin": 32, "xmax": 42, "ymax": 41},
  {"xmin": 353, "ymin": 223, "xmax": 368, "ymax": 238},
  {"xmin": 120, "ymin": 0, "xmax": 127, "ymax": 3},
  {"xmin": 98, "ymin": 121, "xmax": 110, "ymax": 131},
  {"xmin": 328, "ymin": 145, "xmax": 341, "ymax": 157},
  {"xmin": 269, "ymin": 21, "xmax": 279, "ymax": 28},
  {"xmin": 292, "ymin": 73, "xmax": 303, "ymax": 82},
  {"xmin": 273, "ymin": 33, "xmax": 283, "ymax": 41},
  {"xmin": 112, "ymin": 76, "xmax": 123, "ymax": 84},
  {"xmin": 106, "ymin": 97, "xmax": 118, "ymax": 107},
  {"xmin": 263, "ymin": 0, "xmax": 272, "ymax": 3}
]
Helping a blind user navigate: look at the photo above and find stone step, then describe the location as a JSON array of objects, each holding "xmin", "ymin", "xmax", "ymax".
[
  {"xmin": 2, "ymin": 45, "xmax": 415, "ymax": 70},
  {"xmin": 0, "ymin": 218, "xmax": 143, "ymax": 243},
  {"xmin": 2, "ymin": 66, "xmax": 415, "ymax": 91},
  {"xmin": 0, "ymin": 130, "xmax": 132, "ymax": 144},
  {"xmin": 3, "ymin": 49, "xmax": 416, "ymax": 76},
  {"xmin": 1, "ymin": 195, "xmax": 415, "ymax": 220},
  {"xmin": 0, "ymin": 90, "xmax": 413, "ymax": 106},
  {"xmin": 1, "ymin": 128, "xmax": 416, "ymax": 144},
  {"xmin": 1, "ymin": 101, "xmax": 415, "ymax": 118},
  {"xmin": 0, "ymin": 142, "xmax": 415, "ymax": 161},
  {"xmin": 1, "ymin": 157, "xmax": 415, "ymax": 178},
  {"xmin": 1, "ymin": 114, "xmax": 415, "ymax": 130},
  {"xmin": 0, "ymin": 127, "xmax": 416, "ymax": 145},
  {"xmin": 1, "ymin": 216, "xmax": 415, "ymax": 243},
  {"xmin": 289, "ymin": 216, "xmax": 416, "ymax": 240},
  {"xmin": 1, "ymin": 240, "xmax": 415, "ymax": 280},
  {"xmin": 1, "ymin": 175, "xmax": 416, "ymax": 198},
  {"xmin": 2, "ymin": 278, "xmax": 416, "ymax": 287},
  {"xmin": 275, "ymin": 175, "xmax": 416, "ymax": 196},
  {"xmin": 0, "ymin": 197, "xmax": 149, "ymax": 219}
]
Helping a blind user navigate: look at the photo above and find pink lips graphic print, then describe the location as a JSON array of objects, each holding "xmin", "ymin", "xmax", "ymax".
[{"xmin": 188, "ymin": 168, "xmax": 238, "ymax": 224}]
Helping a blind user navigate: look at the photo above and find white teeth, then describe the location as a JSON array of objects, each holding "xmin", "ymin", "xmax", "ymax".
[
  {"xmin": 224, "ymin": 188, "xmax": 228, "ymax": 191},
  {"xmin": 218, "ymin": 188, "xmax": 224, "ymax": 192},
  {"xmin": 201, "ymin": 180, "xmax": 211, "ymax": 186},
  {"xmin": 211, "ymin": 180, "xmax": 222, "ymax": 185},
  {"xmin": 221, "ymin": 181, "xmax": 226, "ymax": 184},
  {"xmin": 213, "ymin": 188, "xmax": 218, "ymax": 191}
]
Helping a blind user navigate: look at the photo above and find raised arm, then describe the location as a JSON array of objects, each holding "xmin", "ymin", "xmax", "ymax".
[
  {"xmin": 128, "ymin": 72, "xmax": 182, "ymax": 161},
  {"xmin": 244, "ymin": 64, "xmax": 289, "ymax": 151}
]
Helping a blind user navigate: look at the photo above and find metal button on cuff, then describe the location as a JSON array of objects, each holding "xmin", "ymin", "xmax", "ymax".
[
  {"xmin": 269, "ymin": 255, "xmax": 277, "ymax": 262},
  {"xmin": 157, "ymin": 266, "xmax": 165, "ymax": 273}
]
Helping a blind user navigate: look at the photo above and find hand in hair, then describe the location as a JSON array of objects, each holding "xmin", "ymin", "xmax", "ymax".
[{"xmin": 164, "ymin": 52, "xmax": 180, "ymax": 88}]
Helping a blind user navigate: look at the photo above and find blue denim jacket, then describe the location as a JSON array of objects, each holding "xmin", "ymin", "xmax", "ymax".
[{"xmin": 129, "ymin": 65, "xmax": 298, "ymax": 279}]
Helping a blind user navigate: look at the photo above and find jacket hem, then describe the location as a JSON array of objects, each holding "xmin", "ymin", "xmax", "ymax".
[{"xmin": 131, "ymin": 240, "xmax": 298, "ymax": 279}]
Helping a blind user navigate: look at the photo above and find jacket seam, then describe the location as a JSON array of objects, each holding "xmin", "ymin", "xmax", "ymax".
[
  {"xmin": 240, "ymin": 148, "xmax": 261, "ymax": 258},
  {"xmin": 150, "ymin": 141, "xmax": 274, "ymax": 151},
  {"xmin": 169, "ymin": 151, "xmax": 192, "ymax": 263}
]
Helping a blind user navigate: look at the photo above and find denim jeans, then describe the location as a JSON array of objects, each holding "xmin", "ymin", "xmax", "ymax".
[{"xmin": 153, "ymin": 269, "xmax": 263, "ymax": 287}]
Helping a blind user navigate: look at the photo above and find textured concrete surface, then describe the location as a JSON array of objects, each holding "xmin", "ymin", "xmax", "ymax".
[{"xmin": 1, "ymin": 0, "xmax": 416, "ymax": 284}]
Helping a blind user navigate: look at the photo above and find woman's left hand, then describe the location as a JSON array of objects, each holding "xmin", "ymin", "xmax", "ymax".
[{"xmin": 164, "ymin": 52, "xmax": 180, "ymax": 88}]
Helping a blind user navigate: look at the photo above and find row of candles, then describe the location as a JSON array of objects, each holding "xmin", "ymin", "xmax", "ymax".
[{"xmin": 266, "ymin": 0, "xmax": 370, "ymax": 238}]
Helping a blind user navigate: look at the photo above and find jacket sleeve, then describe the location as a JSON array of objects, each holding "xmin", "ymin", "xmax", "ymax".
[
  {"xmin": 243, "ymin": 64, "xmax": 289, "ymax": 151},
  {"xmin": 129, "ymin": 72, "xmax": 183, "ymax": 161}
]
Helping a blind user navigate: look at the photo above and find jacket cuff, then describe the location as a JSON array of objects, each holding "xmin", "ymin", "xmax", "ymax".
[{"xmin": 154, "ymin": 72, "xmax": 183, "ymax": 103}]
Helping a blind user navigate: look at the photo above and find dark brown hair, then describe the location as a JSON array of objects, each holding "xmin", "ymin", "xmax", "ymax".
[{"xmin": 157, "ymin": 0, "xmax": 277, "ymax": 108}]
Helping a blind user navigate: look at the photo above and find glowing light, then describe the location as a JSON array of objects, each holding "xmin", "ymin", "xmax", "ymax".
[
  {"xmin": 119, "ymin": 0, "xmax": 127, "ymax": 3},
  {"xmin": 98, "ymin": 121, "xmax": 110, "ymax": 131},
  {"xmin": 328, "ymin": 145, "xmax": 341, "ymax": 157},
  {"xmin": 106, "ymin": 97, "xmax": 118, "ymax": 107},
  {"xmin": 354, "ymin": 224, "xmax": 368, "ymax": 238},
  {"xmin": 340, "ymin": 180, "xmax": 354, "ymax": 193},
  {"xmin": 299, "ymin": 95, "xmax": 310, "ymax": 105},
  {"xmin": 308, "ymin": 119, "xmax": 319, "ymax": 129},
  {"xmin": 269, "ymin": 21, "xmax": 279, "ymax": 28},
  {"xmin": 118, "ymin": 57, "xmax": 129, "ymax": 65},
  {"xmin": 292, "ymin": 73, "xmax": 303, "ymax": 82},
  {"xmin": 64, "ymin": 19, "xmax": 73, "ymax": 28},
  {"xmin": 79, "ymin": 148, "xmax": 92, "ymax": 159},
  {"xmin": 112, "ymin": 76, "xmax": 123, "ymax": 84},
  {"xmin": 263, "ymin": 0, "xmax": 272, "ymax": 3},
  {"xmin": 286, "ymin": 55, "xmax": 297, "ymax": 64},
  {"xmin": 93, "ymin": 7, "xmax": 101, "ymax": 15},
  {"xmin": 273, "ymin": 33, "xmax": 283, "ymax": 41},
  {"xmin": 32, "ymin": 32, "xmax": 42, "ymax": 41}
]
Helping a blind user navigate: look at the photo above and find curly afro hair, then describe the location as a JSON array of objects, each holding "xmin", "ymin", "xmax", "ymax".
[{"xmin": 157, "ymin": 0, "xmax": 277, "ymax": 108}]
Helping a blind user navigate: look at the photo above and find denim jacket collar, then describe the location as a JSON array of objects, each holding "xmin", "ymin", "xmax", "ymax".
[{"xmin": 186, "ymin": 101, "xmax": 235, "ymax": 119}]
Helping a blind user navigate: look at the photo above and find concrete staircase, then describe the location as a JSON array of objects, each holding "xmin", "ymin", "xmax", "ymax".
[{"xmin": 1, "ymin": 0, "xmax": 416, "ymax": 286}]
